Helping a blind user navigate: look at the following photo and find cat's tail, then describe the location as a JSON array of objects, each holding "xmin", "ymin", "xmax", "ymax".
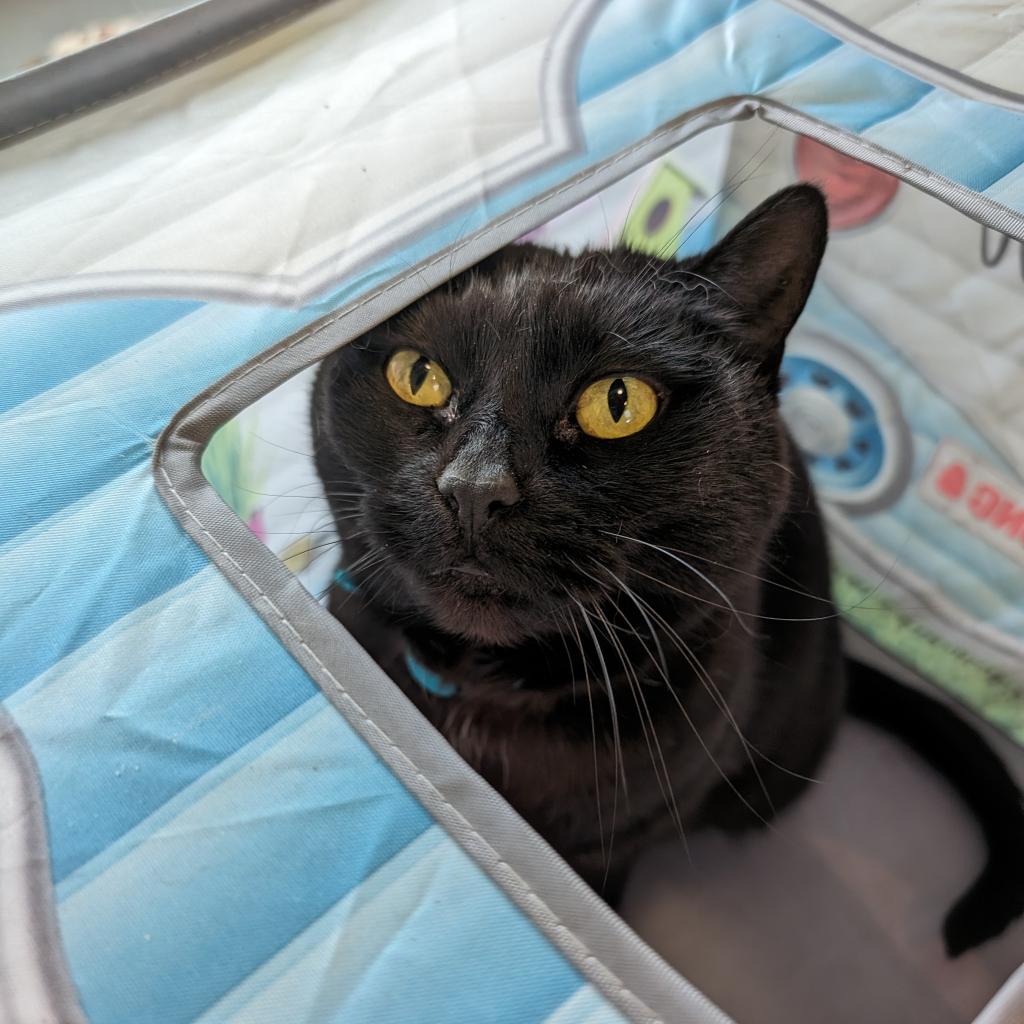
[{"xmin": 846, "ymin": 658, "xmax": 1024, "ymax": 957}]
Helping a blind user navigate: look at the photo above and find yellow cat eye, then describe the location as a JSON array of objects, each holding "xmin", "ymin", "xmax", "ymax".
[
  {"xmin": 386, "ymin": 348, "xmax": 453, "ymax": 408},
  {"xmin": 576, "ymin": 376, "xmax": 658, "ymax": 439}
]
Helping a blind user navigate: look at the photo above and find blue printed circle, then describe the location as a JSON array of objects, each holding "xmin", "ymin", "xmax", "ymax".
[{"xmin": 779, "ymin": 355, "xmax": 885, "ymax": 494}]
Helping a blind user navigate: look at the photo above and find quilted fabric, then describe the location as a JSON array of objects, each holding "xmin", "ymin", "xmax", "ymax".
[{"xmin": 2, "ymin": 1, "xmax": 1023, "ymax": 1021}]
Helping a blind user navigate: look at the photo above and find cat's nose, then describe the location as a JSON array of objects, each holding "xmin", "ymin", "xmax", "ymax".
[{"xmin": 437, "ymin": 462, "xmax": 521, "ymax": 541}]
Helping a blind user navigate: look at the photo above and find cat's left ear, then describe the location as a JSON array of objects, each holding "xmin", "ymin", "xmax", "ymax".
[{"xmin": 691, "ymin": 184, "xmax": 828, "ymax": 376}]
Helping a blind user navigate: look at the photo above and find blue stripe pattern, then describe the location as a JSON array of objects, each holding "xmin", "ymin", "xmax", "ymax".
[
  {"xmin": 0, "ymin": 467, "xmax": 206, "ymax": 701},
  {"xmin": 0, "ymin": 298, "xmax": 200, "ymax": 415},
  {"xmin": 58, "ymin": 702, "xmax": 435, "ymax": 1023},
  {"xmin": 0, "ymin": 304, "xmax": 323, "ymax": 546},
  {"xmin": 577, "ymin": 0, "xmax": 756, "ymax": 103},
  {"xmin": 5, "ymin": 0, "xmax": 1024, "ymax": 1020},
  {"xmin": 7, "ymin": 568, "xmax": 321, "ymax": 882}
]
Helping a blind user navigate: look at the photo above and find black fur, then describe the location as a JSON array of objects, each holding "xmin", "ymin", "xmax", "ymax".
[{"xmin": 312, "ymin": 185, "xmax": 1023, "ymax": 954}]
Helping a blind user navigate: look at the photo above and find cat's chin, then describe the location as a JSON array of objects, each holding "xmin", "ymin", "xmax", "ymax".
[{"xmin": 426, "ymin": 597, "xmax": 546, "ymax": 647}]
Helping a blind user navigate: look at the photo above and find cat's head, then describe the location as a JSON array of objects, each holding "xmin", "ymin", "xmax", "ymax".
[{"xmin": 313, "ymin": 185, "xmax": 827, "ymax": 645}]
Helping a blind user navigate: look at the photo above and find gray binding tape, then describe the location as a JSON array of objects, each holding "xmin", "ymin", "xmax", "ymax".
[
  {"xmin": 0, "ymin": 708, "xmax": 87, "ymax": 1024},
  {"xmin": 156, "ymin": 95, "xmax": 1023, "ymax": 1024},
  {"xmin": 156, "ymin": 99, "xmax": 760, "ymax": 1024},
  {"xmin": 779, "ymin": 0, "xmax": 1024, "ymax": 115},
  {"xmin": 973, "ymin": 963, "xmax": 1024, "ymax": 1024}
]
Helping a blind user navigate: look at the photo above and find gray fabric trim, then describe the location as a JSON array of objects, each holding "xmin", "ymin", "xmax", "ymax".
[
  {"xmin": 0, "ymin": 0, "xmax": 331, "ymax": 147},
  {"xmin": 157, "ymin": 480, "xmax": 734, "ymax": 1024},
  {"xmin": 779, "ymin": 0, "xmax": 1024, "ymax": 114},
  {"xmin": 756, "ymin": 101, "xmax": 1024, "ymax": 243},
  {"xmin": 155, "ymin": 94, "xmax": 1024, "ymax": 1024},
  {"xmin": 0, "ymin": 708, "xmax": 87, "ymax": 1024},
  {"xmin": 973, "ymin": 963, "xmax": 1024, "ymax": 1024}
]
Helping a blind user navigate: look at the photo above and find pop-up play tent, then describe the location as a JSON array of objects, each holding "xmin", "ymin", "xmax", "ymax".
[{"xmin": 2, "ymin": 2, "xmax": 1023, "ymax": 1022}]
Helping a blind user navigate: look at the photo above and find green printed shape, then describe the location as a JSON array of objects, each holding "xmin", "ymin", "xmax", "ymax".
[
  {"xmin": 834, "ymin": 566, "xmax": 1024, "ymax": 745},
  {"xmin": 621, "ymin": 164, "xmax": 697, "ymax": 258},
  {"xmin": 201, "ymin": 415, "xmax": 266, "ymax": 524}
]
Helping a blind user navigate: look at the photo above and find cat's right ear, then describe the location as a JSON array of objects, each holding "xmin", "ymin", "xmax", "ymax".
[{"xmin": 690, "ymin": 184, "xmax": 828, "ymax": 376}]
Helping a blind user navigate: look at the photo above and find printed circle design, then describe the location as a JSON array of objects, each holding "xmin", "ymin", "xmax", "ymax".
[
  {"xmin": 780, "ymin": 357, "xmax": 884, "ymax": 489},
  {"xmin": 795, "ymin": 136, "xmax": 899, "ymax": 230},
  {"xmin": 779, "ymin": 336, "xmax": 912, "ymax": 514}
]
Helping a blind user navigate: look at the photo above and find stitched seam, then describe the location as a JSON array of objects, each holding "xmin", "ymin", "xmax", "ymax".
[
  {"xmin": 777, "ymin": 0, "xmax": 1024, "ymax": 112},
  {"xmin": 757, "ymin": 99, "xmax": 1024, "ymax": 239},
  {"xmin": 0, "ymin": 0, "xmax": 324, "ymax": 146},
  {"xmin": 155, "ymin": 461, "xmax": 664, "ymax": 1024}
]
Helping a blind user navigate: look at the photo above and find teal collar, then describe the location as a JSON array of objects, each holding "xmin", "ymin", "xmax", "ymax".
[
  {"xmin": 334, "ymin": 567, "xmax": 457, "ymax": 699},
  {"xmin": 333, "ymin": 567, "xmax": 360, "ymax": 594},
  {"xmin": 403, "ymin": 651, "xmax": 459, "ymax": 699}
]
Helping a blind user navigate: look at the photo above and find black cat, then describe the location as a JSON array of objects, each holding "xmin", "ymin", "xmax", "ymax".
[{"xmin": 312, "ymin": 185, "xmax": 1024, "ymax": 956}]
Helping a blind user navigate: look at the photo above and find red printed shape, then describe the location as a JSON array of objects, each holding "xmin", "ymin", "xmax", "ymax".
[
  {"xmin": 795, "ymin": 136, "xmax": 900, "ymax": 230},
  {"xmin": 968, "ymin": 484, "xmax": 1001, "ymax": 520},
  {"xmin": 935, "ymin": 462, "xmax": 967, "ymax": 500}
]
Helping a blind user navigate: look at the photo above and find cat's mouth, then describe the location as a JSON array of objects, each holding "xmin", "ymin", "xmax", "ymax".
[
  {"xmin": 444, "ymin": 562, "xmax": 495, "ymax": 581},
  {"xmin": 433, "ymin": 561, "xmax": 510, "ymax": 598},
  {"xmin": 417, "ymin": 562, "xmax": 562, "ymax": 644}
]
